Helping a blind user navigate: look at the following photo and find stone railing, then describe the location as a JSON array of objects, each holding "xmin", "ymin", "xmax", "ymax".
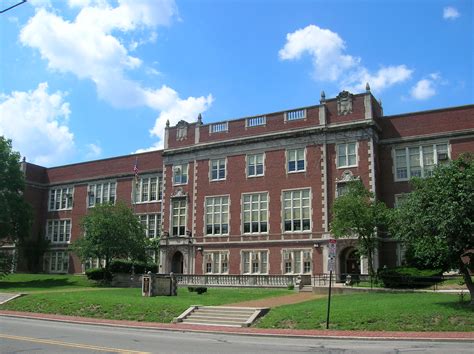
[{"xmin": 175, "ymin": 274, "xmax": 311, "ymax": 288}]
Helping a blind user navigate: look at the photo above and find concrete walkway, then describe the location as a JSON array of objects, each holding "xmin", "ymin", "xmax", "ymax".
[
  {"xmin": 1, "ymin": 310, "xmax": 472, "ymax": 341},
  {"xmin": 226, "ymin": 292, "xmax": 324, "ymax": 308}
]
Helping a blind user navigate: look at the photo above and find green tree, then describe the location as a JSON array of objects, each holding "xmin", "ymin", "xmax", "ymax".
[
  {"xmin": 72, "ymin": 202, "xmax": 147, "ymax": 274},
  {"xmin": 391, "ymin": 155, "xmax": 474, "ymax": 303},
  {"xmin": 0, "ymin": 136, "xmax": 32, "ymax": 276},
  {"xmin": 331, "ymin": 180, "xmax": 389, "ymax": 278}
]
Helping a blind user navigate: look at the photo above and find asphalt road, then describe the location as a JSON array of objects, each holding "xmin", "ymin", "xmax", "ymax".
[{"xmin": 1, "ymin": 316, "xmax": 472, "ymax": 354}]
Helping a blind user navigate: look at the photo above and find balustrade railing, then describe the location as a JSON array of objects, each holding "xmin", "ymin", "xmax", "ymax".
[{"xmin": 175, "ymin": 274, "xmax": 311, "ymax": 288}]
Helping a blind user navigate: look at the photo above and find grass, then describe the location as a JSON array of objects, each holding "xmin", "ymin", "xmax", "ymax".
[
  {"xmin": 256, "ymin": 292, "xmax": 474, "ymax": 332},
  {"xmin": 0, "ymin": 273, "xmax": 100, "ymax": 293},
  {"xmin": 0, "ymin": 287, "xmax": 291, "ymax": 323}
]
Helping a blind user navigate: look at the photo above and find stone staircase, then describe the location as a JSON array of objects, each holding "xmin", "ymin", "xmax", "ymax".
[{"xmin": 174, "ymin": 306, "xmax": 269, "ymax": 327}]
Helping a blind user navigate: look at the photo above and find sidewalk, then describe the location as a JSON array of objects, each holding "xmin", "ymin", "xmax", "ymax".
[{"xmin": 1, "ymin": 310, "xmax": 473, "ymax": 342}]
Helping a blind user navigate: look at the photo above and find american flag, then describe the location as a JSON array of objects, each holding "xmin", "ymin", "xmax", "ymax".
[{"xmin": 133, "ymin": 158, "xmax": 139, "ymax": 182}]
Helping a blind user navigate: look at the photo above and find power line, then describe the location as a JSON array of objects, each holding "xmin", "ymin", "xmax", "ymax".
[{"xmin": 1, "ymin": 0, "xmax": 27, "ymax": 14}]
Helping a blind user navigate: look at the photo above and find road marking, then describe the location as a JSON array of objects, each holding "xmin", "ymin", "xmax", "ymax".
[{"xmin": 0, "ymin": 333, "xmax": 150, "ymax": 353}]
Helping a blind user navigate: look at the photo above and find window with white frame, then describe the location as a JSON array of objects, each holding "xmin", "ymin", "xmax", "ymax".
[
  {"xmin": 242, "ymin": 250, "xmax": 268, "ymax": 274},
  {"xmin": 243, "ymin": 192, "xmax": 268, "ymax": 234},
  {"xmin": 87, "ymin": 181, "xmax": 116, "ymax": 207},
  {"xmin": 139, "ymin": 214, "xmax": 161, "ymax": 238},
  {"xmin": 46, "ymin": 219, "xmax": 72, "ymax": 244},
  {"xmin": 205, "ymin": 196, "xmax": 229, "ymax": 235},
  {"xmin": 247, "ymin": 153, "xmax": 264, "ymax": 177},
  {"xmin": 135, "ymin": 176, "xmax": 162, "ymax": 203},
  {"xmin": 172, "ymin": 199, "xmax": 187, "ymax": 236},
  {"xmin": 394, "ymin": 194, "xmax": 409, "ymax": 208},
  {"xmin": 173, "ymin": 164, "xmax": 188, "ymax": 185},
  {"xmin": 49, "ymin": 186, "xmax": 74, "ymax": 211},
  {"xmin": 83, "ymin": 257, "xmax": 105, "ymax": 271},
  {"xmin": 204, "ymin": 251, "xmax": 229, "ymax": 274},
  {"xmin": 337, "ymin": 142, "xmax": 357, "ymax": 168},
  {"xmin": 45, "ymin": 251, "xmax": 69, "ymax": 273},
  {"xmin": 283, "ymin": 249, "xmax": 312, "ymax": 274},
  {"xmin": 210, "ymin": 159, "xmax": 226, "ymax": 181},
  {"xmin": 287, "ymin": 148, "xmax": 305, "ymax": 172},
  {"xmin": 394, "ymin": 143, "xmax": 448, "ymax": 181},
  {"xmin": 283, "ymin": 189, "xmax": 310, "ymax": 232}
]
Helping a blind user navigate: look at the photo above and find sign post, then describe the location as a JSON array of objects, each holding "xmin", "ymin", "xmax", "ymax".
[{"xmin": 326, "ymin": 239, "xmax": 337, "ymax": 329}]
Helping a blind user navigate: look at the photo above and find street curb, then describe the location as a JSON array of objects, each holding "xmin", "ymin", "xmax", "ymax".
[{"xmin": 1, "ymin": 311, "xmax": 473, "ymax": 342}]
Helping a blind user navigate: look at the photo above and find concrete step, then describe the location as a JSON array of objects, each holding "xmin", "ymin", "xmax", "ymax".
[{"xmin": 175, "ymin": 305, "xmax": 269, "ymax": 327}]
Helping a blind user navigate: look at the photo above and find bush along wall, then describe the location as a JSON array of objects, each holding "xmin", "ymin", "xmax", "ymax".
[
  {"xmin": 378, "ymin": 267, "xmax": 443, "ymax": 288},
  {"xmin": 109, "ymin": 259, "xmax": 158, "ymax": 274}
]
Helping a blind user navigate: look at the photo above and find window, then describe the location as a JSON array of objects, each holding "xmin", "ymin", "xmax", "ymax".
[
  {"xmin": 243, "ymin": 193, "xmax": 268, "ymax": 234},
  {"xmin": 394, "ymin": 143, "xmax": 449, "ymax": 181},
  {"xmin": 283, "ymin": 189, "xmax": 311, "ymax": 232},
  {"xmin": 83, "ymin": 258, "xmax": 105, "ymax": 271},
  {"xmin": 247, "ymin": 153, "xmax": 264, "ymax": 177},
  {"xmin": 287, "ymin": 148, "xmax": 305, "ymax": 172},
  {"xmin": 283, "ymin": 249, "xmax": 312, "ymax": 274},
  {"xmin": 242, "ymin": 250, "xmax": 268, "ymax": 274},
  {"xmin": 246, "ymin": 116, "xmax": 266, "ymax": 127},
  {"xmin": 204, "ymin": 251, "xmax": 229, "ymax": 274},
  {"xmin": 49, "ymin": 186, "xmax": 74, "ymax": 211},
  {"xmin": 210, "ymin": 159, "xmax": 226, "ymax": 181},
  {"xmin": 173, "ymin": 164, "xmax": 188, "ymax": 185},
  {"xmin": 205, "ymin": 196, "xmax": 229, "ymax": 235},
  {"xmin": 45, "ymin": 251, "xmax": 69, "ymax": 273},
  {"xmin": 139, "ymin": 214, "xmax": 161, "ymax": 238},
  {"xmin": 172, "ymin": 199, "xmax": 187, "ymax": 236},
  {"xmin": 135, "ymin": 176, "xmax": 162, "ymax": 203},
  {"xmin": 87, "ymin": 181, "xmax": 116, "ymax": 207},
  {"xmin": 46, "ymin": 219, "xmax": 72, "ymax": 244},
  {"xmin": 337, "ymin": 142, "xmax": 357, "ymax": 168},
  {"xmin": 286, "ymin": 109, "xmax": 306, "ymax": 121},
  {"xmin": 210, "ymin": 122, "xmax": 228, "ymax": 133},
  {"xmin": 394, "ymin": 194, "xmax": 409, "ymax": 208}
]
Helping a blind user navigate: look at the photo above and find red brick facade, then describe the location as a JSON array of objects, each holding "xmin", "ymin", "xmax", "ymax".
[{"xmin": 15, "ymin": 89, "xmax": 474, "ymax": 276}]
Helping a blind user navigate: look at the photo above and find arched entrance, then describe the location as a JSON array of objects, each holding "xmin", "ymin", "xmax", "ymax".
[
  {"xmin": 340, "ymin": 247, "xmax": 360, "ymax": 274},
  {"xmin": 171, "ymin": 251, "xmax": 184, "ymax": 274}
]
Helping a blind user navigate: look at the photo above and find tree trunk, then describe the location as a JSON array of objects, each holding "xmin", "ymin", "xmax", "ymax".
[{"xmin": 459, "ymin": 260, "xmax": 474, "ymax": 305}]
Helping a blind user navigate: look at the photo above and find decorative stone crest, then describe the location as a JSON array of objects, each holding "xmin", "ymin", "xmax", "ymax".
[
  {"xmin": 336, "ymin": 170, "xmax": 357, "ymax": 183},
  {"xmin": 171, "ymin": 187, "xmax": 187, "ymax": 198},
  {"xmin": 336, "ymin": 90, "xmax": 353, "ymax": 116},
  {"xmin": 176, "ymin": 120, "xmax": 188, "ymax": 141}
]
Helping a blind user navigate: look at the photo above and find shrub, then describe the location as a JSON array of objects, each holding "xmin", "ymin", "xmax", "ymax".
[
  {"xmin": 287, "ymin": 284, "xmax": 295, "ymax": 290},
  {"xmin": 378, "ymin": 267, "xmax": 442, "ymax": 288},
  {"xmin": 195, "ymin": 287, "xmax": 207, "ymax": 294},
  {"xmin": 86, "ymin": 268, "xmax": 112, "ymax": 281}
]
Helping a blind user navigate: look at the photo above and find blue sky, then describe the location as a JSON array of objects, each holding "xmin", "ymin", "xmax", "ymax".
[{"xmin": 0, "ymin": 0, "xmax": 472, "ymax": 166}]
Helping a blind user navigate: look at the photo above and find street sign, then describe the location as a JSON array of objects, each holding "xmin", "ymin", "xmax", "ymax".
[
  {"xmin": 328, "ymin": 239, "xmax": 337, "ymax": 257},
  {"xmin": 328, "ymin": 257, "xmax": 336, "ymax": 272}
]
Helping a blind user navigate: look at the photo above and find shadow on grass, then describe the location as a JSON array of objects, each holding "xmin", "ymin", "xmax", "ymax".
[
  {"xmin": 0, "ymin": 278, "xmax": 96, "ymax": 291},
  {"xmin": 434, "ymin": 300, "xmax": 474, "ymax": 312}
]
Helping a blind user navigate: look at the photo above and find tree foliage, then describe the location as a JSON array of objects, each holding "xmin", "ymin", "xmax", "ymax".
[
  {"xmin": 391, "ymin": 155, "xmax": 474, "ymax": 303},
  {"xmin": 331, "ymin": 180, "xmax": 389, "ymax": 277},
  {"xmin": 0, "ymin": 136, "xmax": 32, "ymax": 275},
  {"xmin": 71, "ymin": 202, "xmax": 148, "ymax": 273}
]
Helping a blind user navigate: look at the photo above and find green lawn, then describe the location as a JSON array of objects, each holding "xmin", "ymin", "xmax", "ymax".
[
  {"xmin": 0, "ymin": 287, "xmax": 291, "ymax": 323},
  {"xmin": 256, "ymin": 292, "xmax": 474, "ymax": 332},
  {"xmin": 0, "ymin": 273, "xmax": 100, "ymax": 293}
]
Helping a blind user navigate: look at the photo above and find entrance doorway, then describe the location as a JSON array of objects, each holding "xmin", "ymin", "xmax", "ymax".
[
  {"xmin": 171, "ymin": 251, "xmax": 184, "ymax": 274},
  {"xmin": 341, "ymin": 247, "xmax": 360, "ymax": 274}
]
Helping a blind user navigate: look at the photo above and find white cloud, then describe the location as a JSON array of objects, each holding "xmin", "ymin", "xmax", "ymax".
[
  {"xmin": 0, "ymin": 83, "xmax": 75, "ymax": 166},
  {"xmin": 443, "ymin": 7, "xmax": 460, "ymax": 20},
  {"xmin": 279, "ymin": 24, "xmax": 413, "ymax": 92},
  {"xmin": 279, "ymin": 24, "xmax": 359, "ymax": 82},
  {"xmin": 410, "ymin": 73, "xmax": 441, "ymax": 100},
  {"xmin": 85, "ymin": 143, "xmax": 102, "ymax": 159},
  {"xmin": 20, "ymin": 0, "xmax": 211, "ymax": 151}
]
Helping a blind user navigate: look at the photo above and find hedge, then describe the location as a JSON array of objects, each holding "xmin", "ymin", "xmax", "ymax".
[
  {"xmin": 109, "ymin": 259, "xmax": 158, "ymax": 274},
  {"xmin": 378, "ymin": 266, "xmax": 443, "ymax": 288}
]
